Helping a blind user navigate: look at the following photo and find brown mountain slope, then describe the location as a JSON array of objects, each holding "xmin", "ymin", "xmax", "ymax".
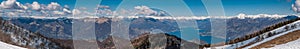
[
  {"xmin": 251, "ymin": 30, "xmax": 300, "ymax": 49},
  {"xmin": 131, "ymin": 33, "xmax": 204, "ymax": 49},
  {"xmin": 0, "ymin": 18, "xmax": 64, "ymax": 49},
  {"xmin": 48, "ymin": 33, "xmax": 205, "ymax": 49}
]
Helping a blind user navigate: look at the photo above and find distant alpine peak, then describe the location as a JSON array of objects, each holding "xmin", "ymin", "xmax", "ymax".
[
  {"xmin": 2, "ymin": 14, "xmax": 294, "ymax": 20},
  {"xmin": 133, "ymin": 6, "xmax": 171, "ymax": 16},
  {"xmin": 236, "ymin": 13, "xmax": 288, "ymax": 19}
]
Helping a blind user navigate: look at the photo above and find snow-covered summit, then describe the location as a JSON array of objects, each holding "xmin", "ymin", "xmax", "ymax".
[{"xmin": 2, "ymin": 13, "xmax": 292, "ymax": 20}]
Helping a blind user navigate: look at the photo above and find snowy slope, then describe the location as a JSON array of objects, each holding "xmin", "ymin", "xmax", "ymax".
[
  {"xmin": 243, "ymin": 21, "xmax": 300, "ymax": 49},
  {"xmin": 0, "ymin": 18, "xmax": 62, "ymax": 49},
  {"xmin": 262, "ymin": 38, "xmax": 300, "ymax": 49},
  {"xmin": 206, "ymin": 19, "xmax": 300, "ymax": 49},
  {"xmin": 0, "ymin": 41, "xmax": 26, "ymax": 49}
]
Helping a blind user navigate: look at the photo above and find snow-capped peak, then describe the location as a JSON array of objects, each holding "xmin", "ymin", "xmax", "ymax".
[
  {"xmin": 237, "ymin": 13, "xmax": 246, "ymax": 19},
  {"xmin": 235, "ymin": 13, "xmax": 287, "ymax": 19},
  {"xmin": 133, "ymin": 6, "xmax": 170, "ymax": 16}
]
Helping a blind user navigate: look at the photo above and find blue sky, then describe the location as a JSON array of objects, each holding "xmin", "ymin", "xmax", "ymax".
[
  {"xmin": 222, "ymin": 0, "xmax": 295, "ymax": 15},
  {"xmin": 0, "ymin": 0, "xmax": 296, "ymax": 16}
]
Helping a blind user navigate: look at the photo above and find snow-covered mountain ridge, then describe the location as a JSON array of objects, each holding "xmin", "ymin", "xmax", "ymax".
[
  {"xmin": 1, "ymin": 14, "xmax": 293, "ymax": 20},
  {"xmin": 0, "ymin": 18, "xmax": 64, "ymax": 49},
  {"xmin": 207, "ymin": 17, "xmax": 300, "ymax": 49}
]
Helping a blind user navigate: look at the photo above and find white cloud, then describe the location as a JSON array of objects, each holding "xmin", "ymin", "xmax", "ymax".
[
  {"xmin": 72, "ymin": 9, "xmax": 81, "ymax": 15},
  {"xmin": 7, "ymin": 12, "xmax": 17, "ymax": 16},
  {"xmin": 292, "ymin": 0, "xmax": 300, "ymax": 13},
  {"xmin": 0, "ymin": 0, "xmax": 16, "ymax": 8},
  {"xmin": 134, "ymin": 6, "xmax": 156, "ymax": 16},
  {"xmin": 31, "ymin": 1, "xmax": 40, "ymax": 10},
  {"xmin": 96, "ymin": 5, "xmax": 113, "ymax": 16},
  {"xmin": 0, "ymin": 0, "xmax": 29, "ymax": 9},
  {"xmin": 0, "ymin": 0, "xmax": 73, "ymax": 16},
  {"xmin": 0, "ymin": 0, "xmax": 105, "ymax": 16},
  {"xmin": 47, "ymin": 2, "xmax": 61, "ymax": 10},
  {"xmin": 63, "ymin": 8, "xmax": 71, "ymax": 13},
  {"xmin": 53, "ymin": 11, "xmax": 64, "ymax": 15},
  {"xmin": 15, "ymin": 2, "xmax": 28, "ymax": 9}
]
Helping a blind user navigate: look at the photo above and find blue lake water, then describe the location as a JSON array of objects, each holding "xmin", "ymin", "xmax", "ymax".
[{"xmin": 167, "ymin": 29, "xmax": 224, "ymax": 44}]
